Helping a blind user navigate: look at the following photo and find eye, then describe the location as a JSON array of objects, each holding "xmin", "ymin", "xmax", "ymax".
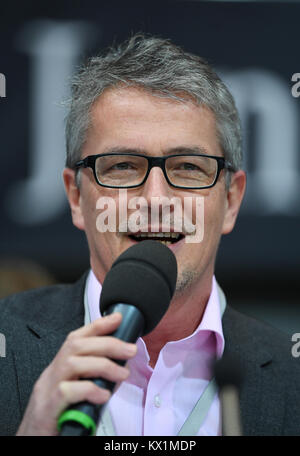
[
  {"xmin": 175, "ymin": 162, "xmax": 202, "ymax": 172},
  {"xmin": 180, "ymin": 162, "xmax": 200, "ymax": 171},
  {"xmin": 111, "ymin": 162, "xmax": 133, "ymax": 170}
]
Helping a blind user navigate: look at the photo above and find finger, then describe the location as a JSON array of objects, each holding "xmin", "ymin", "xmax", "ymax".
[
  {"xmin": 57, "ymin": 380, "xmax": 111, "ymax": 416},
  {"xmin": 66, "ymin": 336, "xmax": 137, "ymax": 359},
  {"xmin": 63, "ymin": 356, "xmax": 131, "ymax": 383},
  {"xmin": 67, "ymin": 313, "xmax": 122, "ymax": 340}
]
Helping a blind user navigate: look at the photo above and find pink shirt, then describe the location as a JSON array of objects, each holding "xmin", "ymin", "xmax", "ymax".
[{"xmin": 86, "ymin": 269, "xmax": 225, "ymax": 436}]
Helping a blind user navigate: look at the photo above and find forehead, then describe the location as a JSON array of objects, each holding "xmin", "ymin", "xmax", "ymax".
[{"xmin": 85, "ymin": 87, "xmax": 221, "ymax": 156}]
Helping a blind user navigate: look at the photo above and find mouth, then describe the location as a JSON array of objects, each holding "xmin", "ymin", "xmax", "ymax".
[{"xmin": 128, "ymin": 232, "xmax": 185, "ymax": 246}]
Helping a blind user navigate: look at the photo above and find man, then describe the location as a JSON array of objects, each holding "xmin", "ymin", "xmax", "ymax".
[{"xmin": 0, "ymin": 34, "xmax": 299, "ymax": 436}]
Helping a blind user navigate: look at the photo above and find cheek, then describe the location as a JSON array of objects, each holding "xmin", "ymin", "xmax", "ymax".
[
  {"xmin": 80, "ymin": 183, "xmax": 105, "ymax": 239},
  {"xmin": 184, "ymin": 190, "xmax": 224, "ymax": 239},
  {"xmin": 81, "ymin": 196, "xmax": 97, "ymax": 230},
  {"xmin": 197, "ymin": 190, "xmax": 226, "ymax": 248}
]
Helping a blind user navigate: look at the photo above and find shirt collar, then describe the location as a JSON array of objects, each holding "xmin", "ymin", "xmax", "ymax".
[{"xmin": 196, "ymin": 275, "xmax": 225, "ymax": 359}]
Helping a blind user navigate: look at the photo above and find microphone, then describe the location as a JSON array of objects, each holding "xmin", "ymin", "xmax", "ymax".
[
  {"xmin": 58, "ymin": 241, "xmax": 177, "ymax": 436},
  {"xmin": 214, "ymin": 352, "xmax": 244, "ymax": 436}
]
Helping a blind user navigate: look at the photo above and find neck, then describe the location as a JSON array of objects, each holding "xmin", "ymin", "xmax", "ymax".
[{"xmin": 142, "ymin": 275, "xmax": 213, "ymax": 368}]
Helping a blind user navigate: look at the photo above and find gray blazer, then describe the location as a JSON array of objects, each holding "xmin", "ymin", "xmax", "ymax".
[{"xmin": 0, "ymin": 272, "xmax": 299, "ymax": 436}]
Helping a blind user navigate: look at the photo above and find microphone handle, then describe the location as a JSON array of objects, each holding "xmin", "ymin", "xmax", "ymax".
[
  {"xmin": 58, "ymin": 304, "xmax": 144, "ymax": 436},
  {"xmin": 59, "ymin": 378, "xmax": 118, "ymax": 436}
]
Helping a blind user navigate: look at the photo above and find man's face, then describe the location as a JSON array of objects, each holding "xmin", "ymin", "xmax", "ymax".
[{"xmin": 64, "ymin": 87, "xmax": 245, "ymax": 296}]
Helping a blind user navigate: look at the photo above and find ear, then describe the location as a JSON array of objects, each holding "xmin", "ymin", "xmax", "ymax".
[
  {"xmin": 63, "ymin": 168, "xmax": 85, "ymax": 231},
  {"xmin": 222, "ymin": 170, "xmax": 246, "ymax": 235}
]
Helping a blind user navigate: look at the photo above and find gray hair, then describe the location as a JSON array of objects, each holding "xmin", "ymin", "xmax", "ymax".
[{"xmin": 65, "ymin": 34, "xmax": 242, "ymax": 186}]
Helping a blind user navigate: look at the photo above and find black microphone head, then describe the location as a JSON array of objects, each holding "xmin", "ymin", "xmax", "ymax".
[
  {"xmin": 100, "ymin": 241, "xmax": 178, "ymax": 335},
  {"xmin": 213, "ymin": 352, "xmax": 244, "ymax": 390}
]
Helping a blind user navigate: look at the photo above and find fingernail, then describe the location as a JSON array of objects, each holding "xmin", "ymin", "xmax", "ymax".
[
  {"xmin": 125, "ymin": 344, "xmax": 137, "ymax": 355},
  {"xmin": 107, "ymin": 312, "xmax": 121, "ymax": 320},
  {"xmin": 102, "ymin": 390, "xmax": 111, "ymax": 400},
  {"xmin": 121, "ymin": 368, "xmax": 130, "ymax": 379}
]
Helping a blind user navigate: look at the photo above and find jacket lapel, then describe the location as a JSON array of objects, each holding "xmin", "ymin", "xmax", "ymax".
[
  {"xmin": 222, "ymin": 305, "xmax": 285, "ymax": 435},
  {"xmin": 13, "ymin": 273, "xmax": 87, "ymax": 415}
]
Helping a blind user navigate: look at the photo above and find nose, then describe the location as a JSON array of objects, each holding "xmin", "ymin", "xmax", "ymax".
[{"xmin": 140, "ymin": 166, "xmax": 173, "ymax": 201}]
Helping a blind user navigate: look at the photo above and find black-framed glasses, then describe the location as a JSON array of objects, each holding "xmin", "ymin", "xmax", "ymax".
[{"xmin": 74, "ymin": 153, "xmax": 236, "ymax": 189}]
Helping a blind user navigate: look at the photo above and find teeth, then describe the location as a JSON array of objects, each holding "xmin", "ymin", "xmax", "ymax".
[{"xmin": 131, "ymin": 232, "xmax": 180, "ymax": 239}]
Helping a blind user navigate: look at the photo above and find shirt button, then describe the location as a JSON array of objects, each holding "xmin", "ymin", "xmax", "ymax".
[{"xmin": 154, "ymin": 394, "xmax": 161, "ymax": 407}]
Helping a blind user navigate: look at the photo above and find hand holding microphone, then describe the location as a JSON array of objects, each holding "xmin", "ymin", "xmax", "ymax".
[
  {"xmin": 16, "ymin": 311, "xmax": 135, "ymax": 436},
  {"xmin": 17, "ymin": 241, "xmax": 177, "ymax": 436},
  {"xmin": 58, "ymin": 240, "xmax": 177, "ymax": 436}
]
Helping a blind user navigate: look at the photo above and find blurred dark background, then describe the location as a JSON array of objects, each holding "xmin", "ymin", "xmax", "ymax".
[{"xmin": 0, "ymin": 0, "xmax": 299, "ymax": 336}]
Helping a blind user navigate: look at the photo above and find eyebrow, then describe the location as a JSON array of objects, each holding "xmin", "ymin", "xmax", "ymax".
[{"xmin": 101, "ymin": 145, "xmax": 210, "ymax": 156}]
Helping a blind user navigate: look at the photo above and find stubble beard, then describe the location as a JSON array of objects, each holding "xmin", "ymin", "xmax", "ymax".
[{"xmin": 174, "ymin": 267, "xmax": 199, "ymax": 296}]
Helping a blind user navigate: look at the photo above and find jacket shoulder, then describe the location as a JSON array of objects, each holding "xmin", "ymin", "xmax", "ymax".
[
  {"xmin": 0, "ymin": 272, "xmax": 87, "ymax": 334},
  {"xmin": 224, "ymin": 304, "xmax": 294, "ymax": 358},
  {"xmin": 224, "ymin": 305, "xmax": 300, "ymax": 435}
]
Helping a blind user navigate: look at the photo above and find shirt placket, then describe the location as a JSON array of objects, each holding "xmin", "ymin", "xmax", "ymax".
[{"xmin": 143, "ymin": 351, "xmax": 181, "ymax": 436}]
